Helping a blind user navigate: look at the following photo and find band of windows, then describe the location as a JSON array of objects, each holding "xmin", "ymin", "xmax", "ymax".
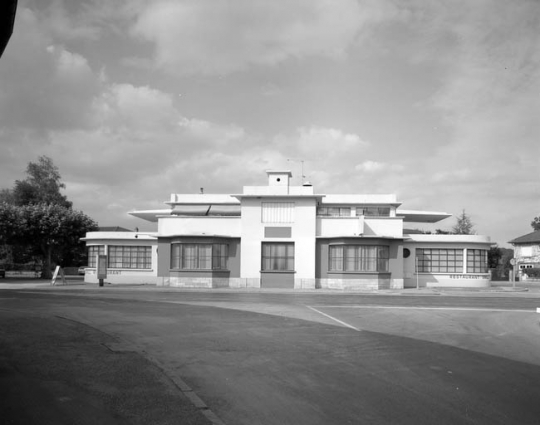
[
  {"xmin": 416, "ymin": 248, "xmax": 487, "ymax": 273},
  {"xmin": 329, "ymin": 245, "xmax": 389, "ymax": 272},
  {"xmin": 416, "ymin": 248, "xmax": 463, "ymax": 273},
  {"xmin": 108, "ymin": 246, "xmax": 152, "ymax": 269},
  {"xmin": 317, "ymin": 206, "xmax": 391, "ymax": 217},
  {"xmin": 261, "ymin": 242, "xmax": 295, "ymax": 271},
  {"xmin": 171, "ymin": 243, "xmax": 228, "ymax": 270}
]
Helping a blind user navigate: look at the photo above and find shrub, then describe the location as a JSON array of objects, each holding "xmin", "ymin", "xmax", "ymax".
[{"xmin": 523, "ymin": 268, "xmax": 540, "ymax": 278}]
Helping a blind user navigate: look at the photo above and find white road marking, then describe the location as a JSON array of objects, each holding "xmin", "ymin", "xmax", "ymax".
[
  {"xmin": 306, "ymin": 305, "xmax": 360, "ymax": 331},
  {"xmin": 310, "ymin": 305, "xmax": 534, "ymax": 313}
]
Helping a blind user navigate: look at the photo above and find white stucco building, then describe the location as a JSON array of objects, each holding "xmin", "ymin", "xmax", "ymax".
[
  {"xmin": 82, "ymin": 170, "xmax": 492, "ymax": 289},
  {"xmin": 509, "ymin": 230, "xmax": 540, "ymax": 281}
]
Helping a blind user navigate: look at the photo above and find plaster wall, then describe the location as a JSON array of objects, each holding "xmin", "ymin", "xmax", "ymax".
[
  {"xmin": 240, "ymin": 197, "xmax": 317, "ymax": 281},
  {"xmin": 316, "ymin": 217, "xmax": 364, "ymax": 237},
  {"xmin": 158, "ymin": 216, "xmax": 241, "ymax": 237},
  {"xmin": 363, "ymin": 218, "xmax": 403, "ymax": 237}
]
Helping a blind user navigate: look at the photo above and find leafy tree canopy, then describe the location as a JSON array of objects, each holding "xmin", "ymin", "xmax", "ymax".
[
  {"xmin": 452, "ymin": 209, "xmax": 475, "ymax": 235},
  {"xmin": 0, "ymin": 203, "xmax": 97, "ymax": 278},
  {"xmin": 3, "ymin": 156, "xmax": 72, "ymax": 208},
  {"xmin": 532, "ymin": 216, "xmax": 540, "ymax": 231}
]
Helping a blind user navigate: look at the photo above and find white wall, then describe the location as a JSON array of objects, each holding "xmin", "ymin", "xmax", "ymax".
[
  {"xmin": 316, "ymin": 217, "xmax": 364, "ymax": 237},
  {"xmin": 158, "ymin": 216, "xmax": 241, "ymax": 237},
  {"xmin": 363, "ymin": 218, "xmax": 403, "ymax": 237},
  {"xmin": 239, "ymin": 197, "xmax": 317, "ymax": 281}
]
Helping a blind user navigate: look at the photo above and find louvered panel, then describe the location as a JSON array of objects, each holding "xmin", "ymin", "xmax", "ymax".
[{"xmin": 261, "ymin": 202, "xmax": 294, "ymax": 223}]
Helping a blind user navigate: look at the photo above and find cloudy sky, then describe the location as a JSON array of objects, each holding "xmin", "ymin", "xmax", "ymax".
[{"xmin": 1, "ymin": 0, "xmax": 538, "ymax": 246}]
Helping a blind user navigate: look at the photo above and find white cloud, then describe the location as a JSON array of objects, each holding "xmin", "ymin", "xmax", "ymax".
[
  {"xmin": 294, "ymin": 126, "xmax": 369, "ymax": 157},
  {"xmin": 356, "ymin": 161, "xmax": 383, "ymax": 173},
  {"xmin": 178, "ymin": 117, "xmax": 246, "ymax": 146},
  {"xmin": 0, "ymin": 8, "xmax": 100, "ymax": 132},
  {"xmin": 130, "ymin": 0, "xmax": 370, "ymax": 75}
]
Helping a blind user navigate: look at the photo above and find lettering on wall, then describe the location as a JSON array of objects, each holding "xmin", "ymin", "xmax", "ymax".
[{"xmin": 449, "ymin": 274, "xmax": 489, "ymax": 279}]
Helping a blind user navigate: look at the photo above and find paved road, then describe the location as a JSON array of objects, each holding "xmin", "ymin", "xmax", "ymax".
[{"xmin": 1, "ymin": 287, "xmax": 540, "ymax": 424}]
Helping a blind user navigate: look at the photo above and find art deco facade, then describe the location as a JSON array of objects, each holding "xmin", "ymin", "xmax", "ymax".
[{"xmin": 83, "ymin": 170, "xmax": 492, "ymax": 289}]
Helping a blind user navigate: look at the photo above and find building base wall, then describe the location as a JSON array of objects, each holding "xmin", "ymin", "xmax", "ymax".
[
  {"xmin": 84, "ymin": 269, "xmax": 157, "ymax": 285},
  {"xmin": 159, "ymin": 276, "xmax": 230, "ymax": 288},
  {"xmin": 317, "ymin": 276, "xmax": 397, "ymax": 290},
  {"xmin": 228, "ymin": 278, "xmax": 261, "ymax": 288},
  {"xmin": 404, "ymin": 273, "xmax": 491, "ymax": 288}
]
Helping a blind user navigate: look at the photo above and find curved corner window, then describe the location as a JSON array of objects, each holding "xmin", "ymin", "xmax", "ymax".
[
  {"xmin": 171, "ymin": 243, "xmax": 228, "ymax": 270},
  {"xmin": 329, "ymin": 245, "xmax": 389, "ymax": 272},
  {"xmin": 87, "ymin": 245, "xmax": 105, "ymax": 267},
  {"xmin": 467, "ymin": 249, "xmax": 488, "ymax": 273}
]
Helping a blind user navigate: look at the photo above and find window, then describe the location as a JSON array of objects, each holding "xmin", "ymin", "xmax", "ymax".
[
  {"xmin": 359, "ymin": 207, "xmax": 391, "ymax": 217},
  {"xmin": 317, "ymin": 207, "xmax": 351, "ymax": 217},
  {"xmin": 87, "ymin": 245, "xmax": 104, "ymax": 267},
  {"xmin": 329, "ymin": 245, "xmax": 389, "ymax": 272},
  {"xmin": 262, "ymin": 202, "xmax": 294, "ymax": 223},
  {"xmin": 416, "ymin": 248, "xmax": 463, "ymax": 273},
  {"xmin": 108, "ymin": 246, "xmax": 152, "ymax": 269},
  {"xmin": 467, "ymin": 249, "xmax": 488, "ymax": 273},
  {"xmin": 261, "ymin": 243, "xmax": 295, "ymax": 271},
  {"xmin": 171, "ymin": 244, "xmax": 228, "ymax": 270}
]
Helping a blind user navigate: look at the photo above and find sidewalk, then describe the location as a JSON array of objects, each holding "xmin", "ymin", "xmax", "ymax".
[{"xmin": 2, "ymin": 277, "xmax": 540, "ymax": 297}]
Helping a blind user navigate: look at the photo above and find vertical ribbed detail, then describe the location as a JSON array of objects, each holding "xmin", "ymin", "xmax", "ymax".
[{"xmin": 261, "ymin": 202, "xmax": 295, "ymax": 223}]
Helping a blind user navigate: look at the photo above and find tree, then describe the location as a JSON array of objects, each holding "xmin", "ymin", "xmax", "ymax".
[
  {"xmin": 0, "ymin": 203, "xmax": 97, "ymax": 279},
  {"xmin": 452, "ymin": 209, "xmax": 475, "ymax": 235},
  {"xmin": 5, "ymin": 156, "xmax": 72, "ymax": 208},
  {"xmin": 488, "ymin": 246, "xmax": 514, "ymax": 280},
  {"xmin": 0, "ymin": 188, "xmax": 14, "ymax": 204},
  {"xmin": 532, "ymin": 216, "xmax": 540, "ymax": 231},
  {"xmin": 488, "ymin": 246, "xmax": 502, "ymax": 269}
]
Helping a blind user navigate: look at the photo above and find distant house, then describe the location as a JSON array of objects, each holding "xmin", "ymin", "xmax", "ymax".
[
  {"xmin": 508, "ymin": 230, "xmax": 540, "ymax": 280},
  {"xmin": 82, "ymin": 170, "xmax": 493, "ymax": 289}
]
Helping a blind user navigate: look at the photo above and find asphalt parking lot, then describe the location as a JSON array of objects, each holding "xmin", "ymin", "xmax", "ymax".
[{"xmin": 1, "ymin": 284, "xmax": 540, "ymax": 424}]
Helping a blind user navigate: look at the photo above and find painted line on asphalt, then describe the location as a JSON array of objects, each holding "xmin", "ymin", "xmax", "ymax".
[
  {"xmin": 311, "ymin": 305, "xmax": 535, "ymax": 313},
  {"xmin": 306, "ymin": 305, "xmax": 360, "ymax": 331}
]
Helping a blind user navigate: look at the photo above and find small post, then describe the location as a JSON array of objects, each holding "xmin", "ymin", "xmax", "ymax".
[
  {"xmin": 416, "ymin": 257, "xmax": 419, "ymax": 290},
  {"xmin": 97, "ymin": 254, "xmax": 107, "ymax": 287},
  {"xmin": 510, "ymin": 258, "xmax": 516, "ymax": 289}
]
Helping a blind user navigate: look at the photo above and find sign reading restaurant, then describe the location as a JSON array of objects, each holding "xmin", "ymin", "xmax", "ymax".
[{"xmin": 449, "ymin": 274, "xmax": 490, "ymax": 279}]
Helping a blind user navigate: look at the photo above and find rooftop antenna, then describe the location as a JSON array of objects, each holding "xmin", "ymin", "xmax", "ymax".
[{"xmin": 287, "ymin": 158, "xmax": 305, "ymax": 185}]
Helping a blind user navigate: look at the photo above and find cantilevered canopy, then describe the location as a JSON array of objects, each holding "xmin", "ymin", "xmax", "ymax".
[
  {"xmin": 129, "ymin": 204, "xmax": 242, "ymax": 221},
  {"xmin": 171, "ymin": 205, "xmax": 241, "ymax": 216},
  {"xmin": 129, "ymin": 209, "xmax": 172, "ymax": 222},
  {"xmin": 398, "ymin": 209, "xmax": 452, "ymax": 223}
]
